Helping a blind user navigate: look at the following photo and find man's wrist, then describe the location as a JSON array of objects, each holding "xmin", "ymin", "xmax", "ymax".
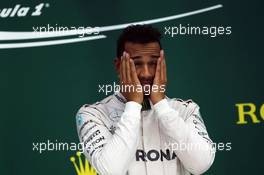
[
  {"xmin": 129, "ymin": 98, "xmax": 143, "ymax": 105},
  {"xmin": 151, "ymin": 95, "xmax": 165, "ymax": 105}
]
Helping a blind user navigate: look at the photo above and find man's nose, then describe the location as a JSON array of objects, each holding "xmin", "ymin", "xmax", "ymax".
[{"xmin": 140, "ymin": 65, "xmax": 152, "ymax": 78}]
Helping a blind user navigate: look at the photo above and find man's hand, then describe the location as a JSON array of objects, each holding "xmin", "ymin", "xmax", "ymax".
[
  {"xmin": 120, "ymin": 52, "xmax": 143, "ymax": 104},
  {"xmin": 150, "ymin": 50, "xmax": 167, "ymax": 105}
]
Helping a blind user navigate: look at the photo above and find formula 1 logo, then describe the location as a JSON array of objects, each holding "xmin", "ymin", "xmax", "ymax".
[{"xmin": 0, "ymin": 3, "xmax": 49, "ymax": 18}]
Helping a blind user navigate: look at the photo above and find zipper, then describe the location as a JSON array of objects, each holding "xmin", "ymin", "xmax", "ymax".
[{"xmin": 141, "ymin": 111, "xmax": 148, "ymax": 175}]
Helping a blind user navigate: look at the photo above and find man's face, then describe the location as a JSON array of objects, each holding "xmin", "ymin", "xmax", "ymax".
[{"xmin": 122, "ymin": 42, "xmax": 161, "ymax": 87}]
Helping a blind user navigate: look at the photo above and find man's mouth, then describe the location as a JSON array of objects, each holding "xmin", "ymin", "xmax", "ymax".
[{"xmin": 140, "ymin": 81, "xmax": 153, "ymax": 86}]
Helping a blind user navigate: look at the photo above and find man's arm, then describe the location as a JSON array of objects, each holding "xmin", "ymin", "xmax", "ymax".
[
  {"xmin": 154, "ymin": 99, "xmax": 215, "ymax": 175},
  {"xmin": 76, "ymin": 52, "xmax": 143, "ymax": 175},
  {"xmin": 150, "ymin": 51, "xmax": 215, "ymax": 174},
  {"xmin": 77, "ymin": 101, "xmax": 141, "ymax": 175}
]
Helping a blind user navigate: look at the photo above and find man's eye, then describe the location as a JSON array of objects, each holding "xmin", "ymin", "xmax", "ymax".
[
  {"xmin": 134, "ymin": 62, "xmax": 142, "ymax": 66},
  {"xmin": 149, "ymin": 61, "xmax": 157, "ymax": 66}
]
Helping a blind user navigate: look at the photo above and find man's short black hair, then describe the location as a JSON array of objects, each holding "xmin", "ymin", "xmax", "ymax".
[{"xmin": 116, "ymin": 24, "xmax": 162, "ymax": 58}]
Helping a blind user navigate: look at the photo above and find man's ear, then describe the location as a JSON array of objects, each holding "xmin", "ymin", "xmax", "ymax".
[{"xmin": 114, "ymin": 58, "xmax": 121, "ymax": 74}]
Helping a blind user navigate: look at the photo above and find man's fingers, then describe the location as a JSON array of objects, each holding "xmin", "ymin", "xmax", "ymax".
[
  {"xmin": 160, "ymin": 50, "xmax": 164, "ymax": 81},
  {"xmin": 121, "ymin": 52, "xmax": 127, "ymax": 83},
  {"xmin": 161, "ymin": 50, "xmax": 167, "ymax": 83},
  {"xmin": 155, "ymin": 56, "xmax": 161, "ymax": 83},
  {"xmin": 130, "ymin": 59, "xmax": 140, "ymax": 84},
  {"xmin": 163, "ymin": 53, "xmax": 167, "ymax": 83},
  {"xmin": 125, "ymin": 52, "xmax": 131, "ymax": 82}
]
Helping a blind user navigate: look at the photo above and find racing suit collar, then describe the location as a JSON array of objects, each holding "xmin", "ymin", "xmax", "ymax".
[
  {"xmin": 114, "ymin": 92, "xmax": 153, "ymax": 110},
  {"xmin": 114, "ymin": 92, "xmax": 169, "ymax": 111}
]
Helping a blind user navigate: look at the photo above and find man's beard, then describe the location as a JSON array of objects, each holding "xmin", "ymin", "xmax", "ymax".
[
  {"xmin": 144, "ymin": 94, "xmax": 150, "ymax": 99},
  {"xmin": 142, "ymin": 95, "xmax": 151, "ymax": 110}
]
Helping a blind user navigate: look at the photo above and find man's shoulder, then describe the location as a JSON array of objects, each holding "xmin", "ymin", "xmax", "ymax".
[
  {"xmin": 76, "ymin": 94, "xmax": 124, "ymax": 130},
  {"xmin": 166, "ymin": 97, "xmax": 200, "ymax": 120},
  {"xmin": 77, "ymin": 94, "xmax": 124, "ymax": 120},
  {"xmin": 78, "ymin": 94, "xmax": 114, "ymax": 112},
  {"xmin": 167, "ymin": 97, "xmax": 198, "ymax": 107}
]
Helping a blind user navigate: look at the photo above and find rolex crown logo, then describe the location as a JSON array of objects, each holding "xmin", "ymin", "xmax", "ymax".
[{"xmin": 70, "ymin": 152, "xmax": 97, "ymax": 175}]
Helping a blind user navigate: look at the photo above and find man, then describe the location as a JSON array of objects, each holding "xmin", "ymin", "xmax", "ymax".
[{"xmin": 76, "ymin": 25, "xmax": 215, "ymax": 175}]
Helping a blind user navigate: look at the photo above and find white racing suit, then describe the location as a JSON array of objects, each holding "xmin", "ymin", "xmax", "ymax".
[{"xmin": 76, "ymin": 92, "xmax": 215, "ymax": 175}]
